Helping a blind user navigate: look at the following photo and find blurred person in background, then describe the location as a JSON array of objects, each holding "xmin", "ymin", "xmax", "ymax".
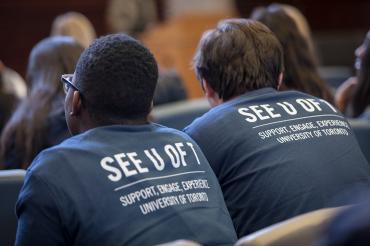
[
  {"xmin": 318, "ymin": 201, "xmax": 370, "ymax": 246},
  {"xmin": 51, "ymin": 11, "xmax": 96, "ymax": 48},
  {"xmin": 0, "ymin": 37, "xmax": 84, "ymax": 169},
  {"xmin": 0, "ymin": 64, "xmax": 19, "ymax": 133},
  {"xmin": 106, "ymin": 0, "xmax": 157, "ymax": 38},
  {"xmin": 0, "ymin": 60, "xmax": 27, "ymax": 99},
  {"xmin": 153, "ymin": 68, "xmax": 187, "ymax": 105},
  {"xmin": 251, "ymin": 4, "xmax": 334, "ymax": 104},
  {"xmin": 106, "ymin": 0, "xmax": 188, "ymax": 105},
  {"xmin": 165, "ymin": 0, "xmax": 235, "ymax": 18},
  {"xmin": 335, "ymin": 30, "xmax": 370, "ymax": 121},
  {"xmin": 276, "ymin": 4, "xmax": 316, "ymax": 61}
]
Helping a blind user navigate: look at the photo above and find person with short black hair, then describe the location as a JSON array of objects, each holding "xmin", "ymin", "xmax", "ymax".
[
  {"xmin": 72, "ymin": 33, "xmax": 158, "ymax": 124},
  {"xmin": 15, "ymin": 33, "xmax": 237, "ymax": 246},
  {"xmin": 184, "ymin": 19, "xmax": 370, "ymax": 237}
]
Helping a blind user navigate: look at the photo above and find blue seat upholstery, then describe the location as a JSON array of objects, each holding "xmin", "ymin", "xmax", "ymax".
[
  {"xmin": 318, "ymin": 66, "xmax": 352, "ymax": 89},
  {"xmin": 0, "ymin": 169, "xmax": 26, "ymax": 245},
  {"xmin": 152, "ymin": 98, "xmax": 210, "ymax": 130},
  {"xmin": 349, "ymin": 120, "xmax": 370, "ymax": 164},
  {"xmin": 235, "ymin": 207, "xmax": 346, "ymax": 246}
]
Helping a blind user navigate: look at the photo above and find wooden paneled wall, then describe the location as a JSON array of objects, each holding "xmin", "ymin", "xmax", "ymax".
[
  {"xmin": 0, "ymin": 0, "xmax": 369, "ymax": 98},
  {"xmin": 234, "ymin": 0, "xmax": 370, "ymax": 31},
  {"xmin": 0, "ymin": 0, "xmax": 108, "ymax": 81}
]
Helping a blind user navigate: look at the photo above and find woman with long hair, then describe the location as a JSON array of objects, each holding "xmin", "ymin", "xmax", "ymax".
[
  {"xmin": 0, "ymin": 36, "xmax": 84, "ymax": 169},
  {"xmin": 251, "ymin": 4, "xmax": 334, "ymax": 103},
  {"xmin": 336, "ymin": 30, "xmax": 370, "ymax": 119}
]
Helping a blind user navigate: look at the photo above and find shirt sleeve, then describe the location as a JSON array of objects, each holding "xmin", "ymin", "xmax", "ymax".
[{"xmin": 15, "ymin": 171, "xmax": 68, "ymax": 246}]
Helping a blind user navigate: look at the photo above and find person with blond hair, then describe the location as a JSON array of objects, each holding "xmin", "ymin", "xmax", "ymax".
[{"xmin": 51, "ymin": 11, "xmax": 96, "ymax": 48}]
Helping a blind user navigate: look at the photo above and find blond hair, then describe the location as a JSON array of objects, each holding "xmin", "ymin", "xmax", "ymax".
[{"xmin": 51, "ymin": 12, "xmax": 96, "ymax": 48}]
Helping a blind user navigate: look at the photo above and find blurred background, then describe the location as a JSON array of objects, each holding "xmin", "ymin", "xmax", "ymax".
[{"xmin": 0, "ymin": 0, "xmax": 369, "ymax": 98}]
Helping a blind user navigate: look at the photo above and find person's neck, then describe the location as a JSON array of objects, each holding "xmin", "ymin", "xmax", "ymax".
[
  {"xmin": 106, "ymin": 118, "xmax": 150, "ymax": 125},
  {"xmin": 76, "ymin": 117, "xmax": 149, "ymax": 134},
  {"xmin": 101, "ymin": 117, "xmax": 149, "ymax": 126}
]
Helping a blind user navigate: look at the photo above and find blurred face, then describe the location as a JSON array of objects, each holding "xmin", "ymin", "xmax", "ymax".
[{"xmin": 355, "ymin": 44, "xmax": 366, "ymax": 71}]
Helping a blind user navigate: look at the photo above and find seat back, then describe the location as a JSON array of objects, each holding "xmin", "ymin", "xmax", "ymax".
[
  {"xmin": 151, "ymin": 98, "xmax": 210, "ymax": 130},
  {"xmin": 0, "ymin": 169, "xmax": 26, "ymax": 245},
  {"xmin": 235, "ymin": 207, "xmax": 345, "ymax": 246},
  {"xmin": 318, "ymin": 66, "xmax": 352, "ymax": 89},
  {"xmin": 349, "ymin": 120, "xmax": 370, "ymax": 164},
  {"xmin": 156, "ymin": 239, "xmax": 202, "ymax": 246}
]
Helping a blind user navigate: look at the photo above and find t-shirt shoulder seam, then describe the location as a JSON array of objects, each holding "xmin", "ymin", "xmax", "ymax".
[{"xmin": 26, "ymin": 170, "xmax": 65, "ymax": 219}]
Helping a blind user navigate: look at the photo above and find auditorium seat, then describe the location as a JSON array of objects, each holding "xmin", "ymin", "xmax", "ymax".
[
  {"xmin": 0, "ymin": 169, "xmax": 26, "ymax": 245},
  {"xmin": 349, "ymin": 120, "xmax": 370, "ymax": 164},
  {"xmin": 156, "ymin": 239, "xmax": 201, "ymax": 246},
  {"xmin": 151, "ymin": 98, "xmax": 210, "ymax": 130},
  {"xmin": 235, "ymin": 207, "xmax": 345, "ymax": 246},
  {"xmin": 318, "ymin": 66, "xmax": 352, "ymax": 89}
]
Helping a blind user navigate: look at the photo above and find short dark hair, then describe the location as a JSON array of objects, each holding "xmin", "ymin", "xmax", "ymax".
[
  {"xmin": 193, "ymin": 18, "xmax": 284, "ymax": 100},
  {"xmin": 75, "ymin": 33, "xmax": 158, "ymax": 121}
]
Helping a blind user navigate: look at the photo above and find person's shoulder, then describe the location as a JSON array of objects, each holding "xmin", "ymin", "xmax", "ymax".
[
  {"xmin": 276, "ymin": 88, "xmax": 314, "ymax": 99},
  {"xmin": 27, "ymin": 133, "xmax": 87, "ymax": 172},
  {"xmin": 50, "ymin": 131, "xmax": 87, "ymax": 151},
  {"xmin": 278, "ymin": 89, "xmax": 337, "ymax": 106},
  {"xmin": 152, "ymin": 123, "xmax": 196, "ymax": 142},
  {"xmin": 183, "ymin": 107, "xmax": 219, "ymax": 135},
  {"xmin": 183, "ymin": 94, "xmax": 252, "ymax": 134},
  {"xmin": 27, "ymin": 145, "xmax": 65, "ymax": 173},
  {"xmin": 282, "ymin": 89, "xmax": 330, "ymax": 100}
]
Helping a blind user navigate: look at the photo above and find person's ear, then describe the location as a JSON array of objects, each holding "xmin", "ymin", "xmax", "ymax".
[
  {"xmin": 277, "ymin": 72, "xmax": 284, "ymax": 90},
  {"xmin": 70, "ymin": 91, "xmax": 82, "ymax": 116},
  {"xmin": 202, "ymin": 80, "xmax": 222, "ymax": 107},
  {"xmin": 202, "ymin": 79, "xmax": 214, "ymax": 98}
]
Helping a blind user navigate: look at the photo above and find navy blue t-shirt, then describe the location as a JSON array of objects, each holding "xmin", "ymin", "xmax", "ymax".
[
  {"xmin": 184, "ymin": 88, "xmax": 370, "ymax": 237},
  {"xmin": 15, "ymin": 124, "xmax": 237, "ymax": 246}
]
